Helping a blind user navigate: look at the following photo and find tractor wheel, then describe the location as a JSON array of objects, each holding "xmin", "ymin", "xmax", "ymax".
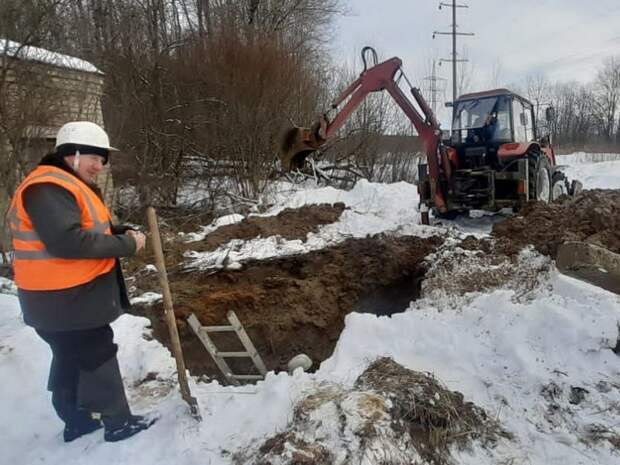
[
  {"xmin": 528, "ymin": 153, "xmax": 552, "ymax": 203},
  {"xmin": 434, "ymin": 209, "xmax": 460, "ymax": 220},
  {"xmin": 551, "ymin": 171, "xmax": 570, "ymax": 201}
]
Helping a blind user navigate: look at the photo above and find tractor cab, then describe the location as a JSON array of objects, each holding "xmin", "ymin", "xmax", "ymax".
[{"xmin": 448, "ymin": 89, "xmax": 536, "ymax": 170}]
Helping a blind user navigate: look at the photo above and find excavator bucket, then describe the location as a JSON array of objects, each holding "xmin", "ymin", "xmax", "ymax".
[
  {"xmin": 279, "ymin": 118, "xmax": 328, "ymax": 171},
  {"xmin": 279, "ymin": 127, "xmax": 317, "ymax": 171}
]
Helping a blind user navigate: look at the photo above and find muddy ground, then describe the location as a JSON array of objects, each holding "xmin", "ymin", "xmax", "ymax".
[
  {"xmin": 130, "ymin": 189, "xmax": 620, "ymax": 383},
  {"xmin": 492, "ymin": 189, "xmax": 620, "ymax": 258},
  {"xmin": 189, "ymin": 203, "xmax": 346, "ymax": 252},
  {"xmin": 131, "ymin": 204, "xmax": 442, "ymax": 381}
]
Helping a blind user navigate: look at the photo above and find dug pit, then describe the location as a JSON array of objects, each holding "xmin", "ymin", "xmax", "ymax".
[
  {"xmin": 133, "ymin": 234, "xmax": 442, "ymax": 382},
  {"xmin": 129, "ymin": 203, "xmax": 442, "ymax": 382}
]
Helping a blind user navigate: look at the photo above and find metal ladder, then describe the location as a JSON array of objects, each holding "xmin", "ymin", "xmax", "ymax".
[{"xmin": 187, "ymin": 311, "xmax": 267, "ymax": 386}]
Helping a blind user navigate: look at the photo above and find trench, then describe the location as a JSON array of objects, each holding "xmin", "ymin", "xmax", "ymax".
[
  {"xmin": 130, "ymin": 234, "xmax": 442, "ymax": 383},
  {"xmin": 352, "ymin": 274, "xmax": 425, "ymax": 316}
]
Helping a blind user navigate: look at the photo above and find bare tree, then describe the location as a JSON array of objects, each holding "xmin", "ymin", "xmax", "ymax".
[
  {"xmin": 1, "ymin": 0, "xmax": 348, "ymax": 218},
  {"xmin": 593, "ymin": 56, "xmax": 620, "ymax": 143}
]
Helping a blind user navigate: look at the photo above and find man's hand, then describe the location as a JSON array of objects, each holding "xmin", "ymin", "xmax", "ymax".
[{"xmin": 126, "ymin": 230, "xmax": 146, "ymax": 253}]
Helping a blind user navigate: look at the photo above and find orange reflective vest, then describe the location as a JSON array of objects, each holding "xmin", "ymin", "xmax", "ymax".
[{"xmin": 7, "ymin": 165, "xmax": 115, "ymax": 291}]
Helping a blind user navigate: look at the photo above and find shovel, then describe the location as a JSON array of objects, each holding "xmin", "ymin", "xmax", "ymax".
[{"xmin": 146, "ymin": 206, "xmax": 201, "ymax": 421}]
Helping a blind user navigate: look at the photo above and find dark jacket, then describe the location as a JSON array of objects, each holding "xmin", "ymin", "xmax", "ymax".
[{"xmin": 16, "ymin": 154, "xmax": 136, "ymax": 331}]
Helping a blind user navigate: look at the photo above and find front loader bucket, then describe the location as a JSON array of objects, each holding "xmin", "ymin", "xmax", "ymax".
[
  {"xmin": 570, "ymin": 179, "xmax": 583, "ymax": 197},
  {"xmin": 557, "ymin": 241, "xmax": 620, "ymax": 295}
]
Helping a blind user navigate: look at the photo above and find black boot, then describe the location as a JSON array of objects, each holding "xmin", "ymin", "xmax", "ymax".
[
  {"xmin": 103, "ymin": 415, "xmax": 158, "ymax": 442},
  {"xmin": 63, "ymin": 414, "xmax": 103, "ymax": 442},
  {"xmin": 51, "ymin": 388, "xmax": 103, "ymax": 442}
]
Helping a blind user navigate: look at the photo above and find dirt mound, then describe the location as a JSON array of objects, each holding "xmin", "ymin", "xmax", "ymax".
[
  {"xmin": 236, "ymin": 357, "xmax": 509, "ymax": 465},
  {"xmin": 492, "ymin": 189, "xmax": 620, "ymax": 258},
  {"xmin": 355, "ymin": 358, "xmax": 510, "ymax": 463},
  {"xmin": 190, "ymin": 203, "xmax": 346, "ymax": 252},
  {"xmin": 422, "ymin": 236, "xmax": 552, "ymax": 306},
  {"xmin": 132, "ymin": 235, "xmax": 442, "ymax": 381}
]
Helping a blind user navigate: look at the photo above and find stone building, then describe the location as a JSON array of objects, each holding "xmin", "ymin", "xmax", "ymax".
[{"xmin": 0, "ymin": 39, "xmax": 115, "ymax": 257}]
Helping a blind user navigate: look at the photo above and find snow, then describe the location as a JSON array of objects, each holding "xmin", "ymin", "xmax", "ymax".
[
  {"xmin": 323, "ymin": 273, "xmax": 620, "ymax": 465},
  {"xmin": 185, "ymin": 179, "xmax": 439, "ymax": 271},
  {"xmin": 184, "ymin": 151, "xmax": 620, "ymax": 272},
  {"xmin": 182, "ymin": 213, "xmax": 245, "ymax": 242},
  {"xmin": 0, "ymin": 152, "xmax": 619, "ymax": 464},
  {"xmin": 0, "ymin": 276, "xmax": 17, "ymax": 295},
  {"xmin": 556, "ymin": 152, "xmax": 620, "ymax": 189},
  {"xmin": 0, "ymin": 39, "xmax": 102, "ymax": 74},
  {"xmin": 129, "ymin": 292, "xmax": 163, "ymax": 305}
]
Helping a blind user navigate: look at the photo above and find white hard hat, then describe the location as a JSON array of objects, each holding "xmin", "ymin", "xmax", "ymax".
[{"xmin": 55, "ymin": 121, "xmax": 119, "ymax": 151}]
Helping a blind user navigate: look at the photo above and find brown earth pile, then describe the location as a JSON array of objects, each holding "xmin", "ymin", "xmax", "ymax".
[
  {"xmin": 190, "ymin": 203, "xmax": 346, "ymax": 252},
  {"xmin": 492, "ymin": 189, "xmax": 620, "ymax": 258},
  {"xmin": 354, "ymin": 357, "xmax": 510, "ymax": 464},
  {"xmin": 238, "ymin": 357, "xmax": 509, "ymax": 465}
]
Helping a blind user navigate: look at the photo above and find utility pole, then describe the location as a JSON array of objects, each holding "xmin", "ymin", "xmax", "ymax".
[
  {"xmin": 423, "ymin": 59, "xmax": 447, "ymax": 115},
  {"xmin": 433, "ymin": 1, "xmax": 474, "ymax": 106}
]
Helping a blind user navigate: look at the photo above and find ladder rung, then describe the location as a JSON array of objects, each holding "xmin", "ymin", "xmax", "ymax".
[
  {"xmin": 218, "ymin": 351, "xmax": 250, "ymax": 357},
  {"xmin": 188, "ymin": 311, "xmax": 267, "ymax": 385},
  {"xmin": 230, "ymin": 374, "xmax": 264, "ymax": 380},
  {"xmin": 204, "ymin": 325, "xmax": 235, "ymax": 332}
]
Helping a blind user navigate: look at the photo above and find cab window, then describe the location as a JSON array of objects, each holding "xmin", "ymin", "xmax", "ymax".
[{"xmin": 512, "ymin": 99, "xmax": 532, "ymax": 142}]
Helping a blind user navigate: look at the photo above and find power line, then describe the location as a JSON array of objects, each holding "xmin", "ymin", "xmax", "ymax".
[
  {"xmin": 422, "ymin": 59, "xmax": 447, "ymax": 114},
  {"xmin": 433, "ymin": 1, "xmax": 474, "ymax": 108}
]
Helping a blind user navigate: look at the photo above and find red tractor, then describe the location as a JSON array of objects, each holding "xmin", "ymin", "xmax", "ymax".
[{"xmin": 280, "ymin": 48, "xmax": 580, "ymax": 224}]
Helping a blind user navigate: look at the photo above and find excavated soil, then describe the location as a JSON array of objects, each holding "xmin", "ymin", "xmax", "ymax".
[
  {"xmin": 129, "ymin": 189, "xmax": 620, "ymax": 383},
  {"xmin": 132, "ymin": 231, "xmax": 442, "ymax": 382},
  {"xmin": 492, "ymin": 189, "xmax": 620, "ymax": 258},
  {"xmin": 238, "ymin": 357, "xmax": 509, "ymax": 465},
  {"xmin": 190, "ymin": 203, "xmax": 347, "ymax": 252}
]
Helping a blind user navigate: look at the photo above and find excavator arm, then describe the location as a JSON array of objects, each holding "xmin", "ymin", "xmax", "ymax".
[{"xmin": 280, "ymin": 50, "xmax": 448, "ymax": 212}]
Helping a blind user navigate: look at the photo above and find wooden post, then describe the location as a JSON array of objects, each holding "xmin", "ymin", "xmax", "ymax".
[{"xmin": 146, "ymin": 207, "xmax": 201, "ymax": 420}]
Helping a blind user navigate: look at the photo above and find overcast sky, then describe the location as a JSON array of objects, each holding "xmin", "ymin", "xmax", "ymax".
[{"xmin": 331, "ymin": 0, "xmax": 620, "ymax": 99}]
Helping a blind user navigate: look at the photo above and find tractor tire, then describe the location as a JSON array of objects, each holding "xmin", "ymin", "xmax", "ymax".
[
  {"xmin": 551, "ymin": 171, "xmax": 570, "ymax": 201},
  {"xmin": 434, "ymin": 209, "xmax": 460, "ymax": 220},
  {"xmin": 528, "ymin": 153, "xmax": 552, "ymax": 203}
]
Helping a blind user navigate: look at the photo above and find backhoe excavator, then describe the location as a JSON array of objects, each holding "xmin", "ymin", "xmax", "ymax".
[{"xmin": 280, "ymin": 47, "xmax": 581, "ymax": 224}]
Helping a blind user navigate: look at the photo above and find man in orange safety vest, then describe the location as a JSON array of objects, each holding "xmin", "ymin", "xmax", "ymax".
[{"xmin": 8, "ymin": 121, "xmax": 156, "ymax": 443}]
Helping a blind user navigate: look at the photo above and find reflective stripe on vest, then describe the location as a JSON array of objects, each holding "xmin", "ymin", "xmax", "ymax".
[{"xmin": 9, "ymin": 166, "xmax": 116, "ymax": 290}]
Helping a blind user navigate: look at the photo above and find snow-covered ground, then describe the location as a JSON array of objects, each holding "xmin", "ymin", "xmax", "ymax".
[
  {"xmin": 184, "ymin": 180, "xmax": 440, "ymax": 271},
  {"xmin": 184, "ymin": 152, "xmax": 620, "ymax": 271},
  {"xmin": 1, "ymin": 153, "xmax": 619, "ymax": 465},
  {"xmin": 557, "ymin": 152, "xmax": 620, "ymax": 190}
]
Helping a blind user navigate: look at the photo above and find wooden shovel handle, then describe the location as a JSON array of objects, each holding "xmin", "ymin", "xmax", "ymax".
[{"xmin": 146, "ymin": 207, "xmax": 201, "ymax": 420}]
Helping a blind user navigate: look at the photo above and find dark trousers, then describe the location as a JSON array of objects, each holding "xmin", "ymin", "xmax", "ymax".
[{"xmin": 36, "ymin": 325, "xmax": 131, "ymax": 428}]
